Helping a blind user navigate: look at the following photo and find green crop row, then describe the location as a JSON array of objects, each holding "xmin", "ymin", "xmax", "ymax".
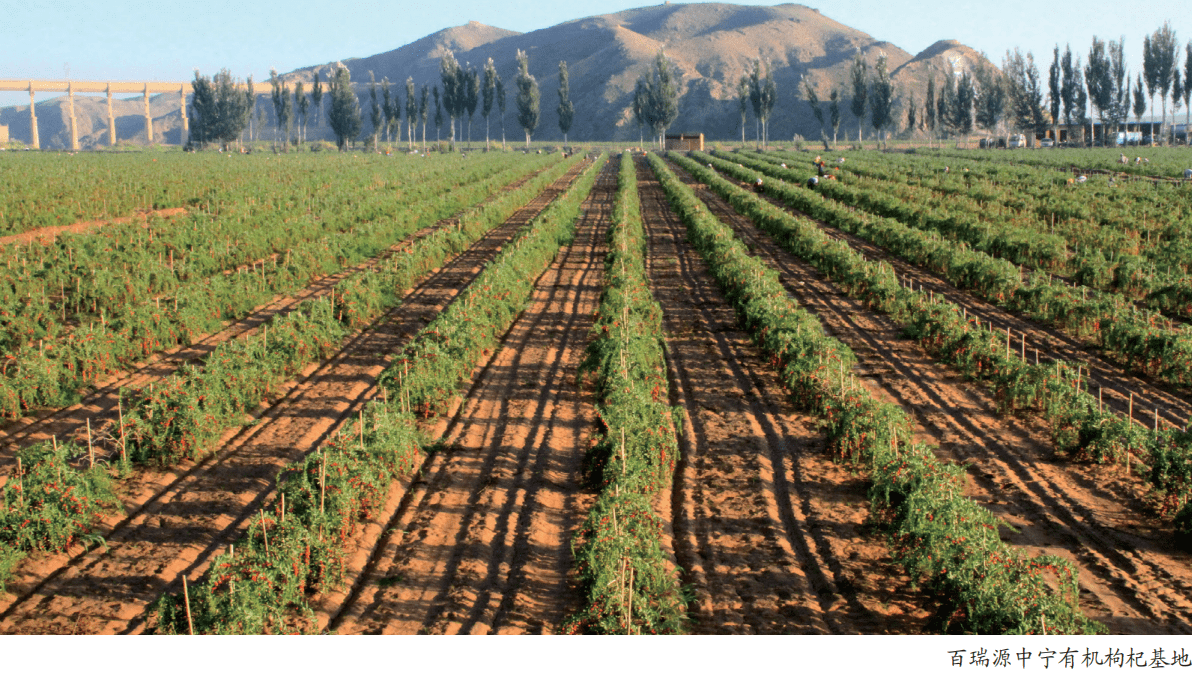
[
  {"xmin": 706, "ymin": 150, "xmax": 1192, "ymax": 392},
  {"xmin": 150, "ymin": 155, "xmax": 605, "ymax": 633},
  {"xmin": 652, "ymin": 152, "xmax": 1101, "ymax": 634},
  {"xmin": 760, "ymin": 148, "xmax": 1192, "ymax": 317},
  {"xmin": 563, "ymin": 153, "xmax": 687, "ymax": 634},
  {"xmin": 0, "ymin": 155, "xmax": 559, "ymax": 420},
  {"xmin": 0, "ymin": 153, "xmax": 547, "ymax": 360},
  {"xmin": 676, "ymin": 152, "xmax": 1192, "ymax": 539},
  {"xmin": 122, "ymin": 155, "xmax": 582, "ymax": 465},
  {"xmin": 0, "ymin": 155, "xmax": 581, "ymax": 592}
]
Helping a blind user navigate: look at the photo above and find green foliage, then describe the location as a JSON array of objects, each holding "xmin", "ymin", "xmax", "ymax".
[
  {"xmin": 328, "ymin": 67, "xmax": 362, "ymax": 151},
  {"xmin": 154, "ymin": 154, "xmax": 602, "ymax": 634},
  {"xmin": 188, "ymin": 69, "xmax": 253, "ymax": 150},
  {"xmin": 515, "ymin": 50, "xmax": 540, "ymax": 146},
  {"xmin": 656, "ymin": 152, "xmax": 1102, "ymax": 633},
  {"xmin": 0, "ymin": 441, "xmax": 119, "ymax": 589},
  {"xmin": 557, "ymin": 61, "xmax": 574, "ymax": 142},
  {"xmin": 565, "ymin": 152, "xmax": 686, "ymax": 635}
]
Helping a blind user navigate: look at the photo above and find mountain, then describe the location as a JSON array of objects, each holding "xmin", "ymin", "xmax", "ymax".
[{"xmin": 2, "ymin": 4, "xmax": 994, "ymax": 148}]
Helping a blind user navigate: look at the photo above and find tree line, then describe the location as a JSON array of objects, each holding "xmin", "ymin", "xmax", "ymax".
[
  {"xmin": 801, "ymin": 21, "xmax": 1189, "ymax": 148},
  {"xmin": 186, "ymin": 49, "xmax": 576, "ymax": 152}
]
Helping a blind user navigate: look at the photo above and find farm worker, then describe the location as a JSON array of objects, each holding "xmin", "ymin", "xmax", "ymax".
[
  {"xmin": 814, "ymin": 155, "xmax": 822, "ymax": 165},
  {"xmin": 817, "ymin": 162, "xmax": 825, "ymax": 177},
  {"xmin": 836, "ymin": 157, "xmax": 845, "ymax": 164},
  {"xmin": 807, "ymin": 176, "xmax": 819, "ymax": 188},
  {"xmin": 943, "ymin": 166, "xmax": 950, "ymax": 173},
  {"xmin": 1120, "ymin": 154, "xmax": 1128, "ymax": 164},
  {"xmin": 1184, "ymin": 169, "xmax": 1192, "ymax": 180},
  {"xmin": 780, "ymin": 163, "xmax": 787, "ymax": 168},
  {"xmin": 1077, "ymin": 175, "xmax": 1087, "ymax": 183},
  {"xmin": 1066, "ymin": 177, "xmax": 1075, "ymax": 185},
  {"xmin": 754, "ymin": 177, "xmax": 764, "ymax": 193}
]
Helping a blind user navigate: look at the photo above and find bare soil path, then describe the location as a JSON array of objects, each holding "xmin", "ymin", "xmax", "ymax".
[
  {"xmin": 0, "ymin": 208, "xmax": 189, "ymax": 247},
  {"xmin": 0, "ymin": 161, "xmax": 589, "ymax": 634},
  {"xmin": 676, "ymin": 159, "xmax": 1192, "ymax": 634},
  {"xmin": 331, "ymin": 161, "xmax": 615, "ymax": 635},
  {"xmin": 637, "ymin": 157, "xmax": 931, "ymax": 633}
]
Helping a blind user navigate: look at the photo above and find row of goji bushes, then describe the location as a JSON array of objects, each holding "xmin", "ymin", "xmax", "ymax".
[
  {"xmin": 705, "ymin": 150, "xmax": 1192, "ymax": 391},
  {"xmin": 562, "ymin": 152, "xmax": 687, "ymax": 634},
  {"xmin": 150, "ymin": 155, "xmax": 605, "ymax": 633},
  {"xmin": 758, "ymin": 148, "xmax": 1192, "ymax": 321},
  {"xmin": 122, "ymin": 155, "xmax": 584, "ymax": 465},
  {"xmin": 0, "ymin": 154, "xmax": 561, "ymax": 420},
  {"xmin": 651, "ymin": 152, "xmax": 1102, "ymax": 634},
  {"xmin": 0, "ymin": 156, "xmax": 579, "ymax": 592},
  {"xmin": 679, "ymin": 152, "xmax": 1192, "ymax": 541}
]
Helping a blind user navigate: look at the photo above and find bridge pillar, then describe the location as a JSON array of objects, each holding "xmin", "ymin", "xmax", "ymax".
[
  {"xmin": 143, "ymin": 84, "xmax": 153, "ymax": 144},
  {"xmin": 28, "ymin": 85, "xmax": 38, "ymax": 149},
  {"xmin": 106, "ymin": 84, "xmax": 116, "ymax": 146},
  {"xmin": 179, "ymin": 86, "xmax": 188, "ymax": 146},
  {"xmin": 67, "ymin": 82, "xmax": 79, "ymax": 151}
]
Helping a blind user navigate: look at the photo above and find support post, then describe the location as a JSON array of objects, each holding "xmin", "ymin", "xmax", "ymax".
[
  {"xmin": 143, "ymin": 84, "xmax": 153, "ymax": 144},
  {"xmin": 107, "ymin": 84, "xmax": 116, "ymax": 146},
  {"xmin": 68, "ymin": 81, "xmax": 79, "ymax": 151},
  {"xmin": 28, "ymin": 84, "xmax": 38, "ymax": 149},
  {"xmin": 179, "ymin": 86, "xmax": 188, "ymax": 146}
]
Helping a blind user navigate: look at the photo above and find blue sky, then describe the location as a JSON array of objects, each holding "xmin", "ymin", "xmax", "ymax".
[{"xmin": 1, "ymin": 0, "xmax": 1187, "ymax": 111}]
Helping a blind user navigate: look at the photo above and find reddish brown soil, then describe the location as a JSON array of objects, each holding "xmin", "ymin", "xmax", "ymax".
[
  {"xmin": 636, "ymin": 157, "xmax": 931, "ymax": 633},
  {"xmin": 329, "ymin": 161, "xmax": 615, "ymax": 635},
  {"xmin": 0, "ymin": 208, "xmax": 189, "ymax": 247},
  {"xmin": 0, "ymin": 162, "xmax": 590, "ymax": 634},
  {"xmin": 677, "ymin": 158, "xmax": 1192, "ymax": 633}
]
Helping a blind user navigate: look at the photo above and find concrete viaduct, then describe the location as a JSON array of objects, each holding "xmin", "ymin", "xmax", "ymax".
[{"xmin": 0, "ymin": 79, "xmax": 281, "ymax": 150}]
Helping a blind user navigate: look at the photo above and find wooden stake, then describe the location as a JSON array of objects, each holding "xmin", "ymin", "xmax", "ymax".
[
  {"xmin": 1021, "ymin": 332, "xmax": 1026, "ymax": 360},
  {"xmin": 118, "ymin": 399, "xmax": 127, "ymax": 464},
  {"xmin": 182, "ymin": 575, "xmax": 195, "ymax": 635},
  {"xmin": 1129, "ymin": 393, "xmax": 1134, "ymax": 426},
  {"xmin": 87, "ymin": 418, "xmax": 94, "ymax": 469},
  {"xmin": 320, "ymin": 447, "xmax": 328, "ymax": 514},
  {"xmin": 260, "ymin": 509, "xmax": 270, "ymax": 559}
]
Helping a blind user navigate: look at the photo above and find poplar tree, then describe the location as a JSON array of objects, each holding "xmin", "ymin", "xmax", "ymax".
[
  {"xmin": 829, "ymin": 88, "xmax": 841, "ymax": 147},
  {"xmin": 1134, "ymin": 73, "xmax": 1147, "ymax": 143},
  {"xmin": 295, "ymin": 81, "xmax": 308, "ymax": 146},
  {"xmin": 954, "ymin": 71, "xmax": 974, "ymax": 140},
  {"xmin": 383, "ymin": 77, "xmax": 397, "ymax": 145},
  {"xmin": 440, "ymin": 51, "xmax": 462, "ymax": 149},
  {"xmin": 496, "ymin": 75, "xmax": 506, "ymax": 147},
  {"xmin": 973, "ymin": 60, "xmax": 1006, "ymax": 134},
  {"xmin": 311, "ymin": 72, "xmax": 324, "ymax": 127},
  {"xmin": 1143, "ymin": 22, "xmax": 1178, "ymax": 144},
  {"xmin": 1086, "ymin": 38, "xmax": 1113, "ymax": 144},
  {"xmin": 925, "ymin": 73, "xmax": 937, "ymax": 145},
  {"xmin": 406, "ymin": 77, "xmax": 417, "ymax": 150},
  {"xmin": 328, "ymin": 66, "xmax": 361, "ymax": 151},
  {"xmin": 369, "ymin": 71, "xmax": 382, "ymax": 149},
  {"xmin": 870, "ymin": 54, "xmax": 894, "ymax": 147},
  {"xmin": 633, "ymin": 76, "xmax": 647, "ymax": 147},
  {"xmin": 464, "ymin": 65, "xmax": 479, "ymax": 147},
  {"xmin": 849, "ymin": 53, "xmax": 868, "ymax": 141},
  {"xmin": 643, "ymin": 50, "xmax": 679, "ymax": 147},
  {"xmin": 433, "ymin": 85, "xmax": 442, "ymax": 142},
  {"xmin": 515, "ymin": 49, "xmax": 540, "ymax": 148},
  {"xmin": 482, "ymin": 58, "xmax": 497, "ymax": 149},
  {"xmin": 1049, "ymin": 46, "xmax": 1061, "ymax": 144},
  {"xmin": 188, "ymin": 69, "xmax": 252, "ymax": 151},
  {"xmin": 748, "ymin": 59, "xmax": 776, "ymax": 147},
  {"xmin": 557, "ymin": 60, "xmax": 574, "ymax": 146},
  {"xmin": 419, "ymin": 83, "xmax": 429, "ymax": 147},
  {"xmin": 906, "ymin": 92, "xmax": 917, "ymax": 134}
]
